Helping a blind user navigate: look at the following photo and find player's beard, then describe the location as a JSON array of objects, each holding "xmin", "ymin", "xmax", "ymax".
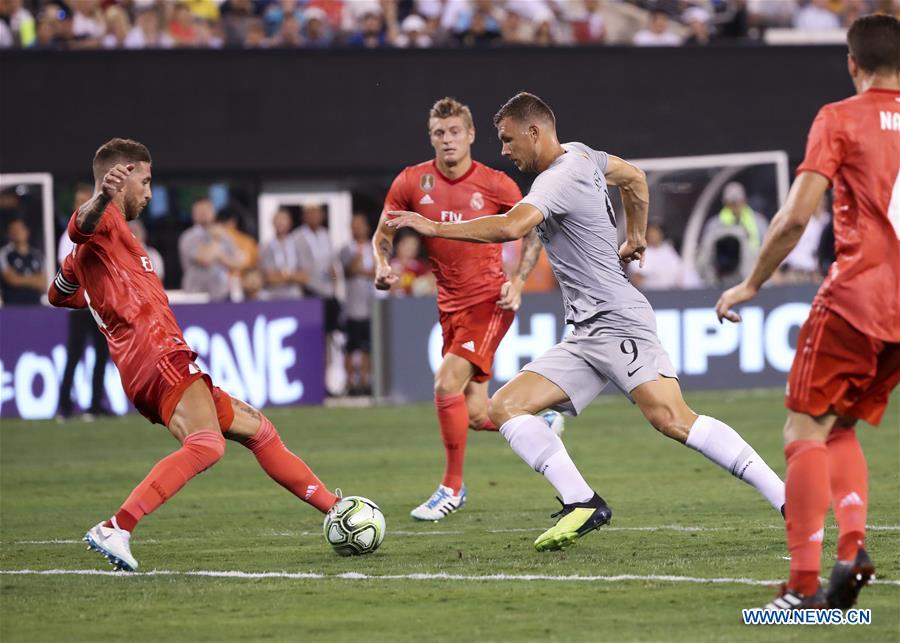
[{"xmin": 124, "ymin": 194, "xmax": 148, "ymax": 221}]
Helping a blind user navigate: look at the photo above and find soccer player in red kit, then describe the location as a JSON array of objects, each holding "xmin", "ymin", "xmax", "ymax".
[
  {"xmin": 717, "ymin": 15, "xmax": 900, "ymax": 610},
  {"xmin": 373, "ymin": 97, "xmax": 552, "ymax": 520},
  {"xmin": 49, "ymin": 138, "xmax": 344, "ymax": 571}
]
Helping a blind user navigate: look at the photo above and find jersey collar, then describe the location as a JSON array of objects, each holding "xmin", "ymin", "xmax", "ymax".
[{"xmin": 432, "ymin": 159, "xmax": 479, "ymax": 185}]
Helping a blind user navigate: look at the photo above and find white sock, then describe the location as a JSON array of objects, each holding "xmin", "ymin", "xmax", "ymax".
[
  {"xmin": 500, "ymin": 415, "xmax": 594, "ymax": 504},
  {"xmin": 685, "ymin": 415, "xmax": 785, "ymax": 511}
]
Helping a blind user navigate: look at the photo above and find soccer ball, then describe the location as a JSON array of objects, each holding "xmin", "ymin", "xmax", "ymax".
[{"xmin": 323, "ymin": 496, "xmax": 386, "ymax": 556}]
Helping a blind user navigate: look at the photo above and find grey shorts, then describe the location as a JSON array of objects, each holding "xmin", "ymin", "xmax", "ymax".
[{"xmin": 522, "ymin": 307, "xmax": 677, "ymax": 416}]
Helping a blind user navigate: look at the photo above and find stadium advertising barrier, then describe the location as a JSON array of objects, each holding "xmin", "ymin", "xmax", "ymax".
[
  {"xmin": 375, "ymin": 285, "xmax": 818, "ymax": 403},
  {"xmin": 0, "ymin": 299, "xmax": 324, "ymax": 420}
]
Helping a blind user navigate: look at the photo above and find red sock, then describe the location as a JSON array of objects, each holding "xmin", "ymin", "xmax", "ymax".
[
  {"xmin": 113, "ymin": 430, "xmax": 225, "ymax": 532},
  {"xmin": 245, "ymin": 416, "xmax": 338, "ymax": 513},
  {"xmin": 784, "ymin": 440, "xmax": 830, "ymax": 595},
  {"xmin": 436, "ymin": 393, "xmax": 469, "ymax": 493},
  {"xmin": 826, "ymin": 428, "xmax": 867, "ymax": 561}
]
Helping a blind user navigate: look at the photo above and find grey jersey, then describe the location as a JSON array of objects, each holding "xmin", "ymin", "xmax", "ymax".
[{"xmin": 520, "ymin": 142, "xmax": 650, "ymax": 324}]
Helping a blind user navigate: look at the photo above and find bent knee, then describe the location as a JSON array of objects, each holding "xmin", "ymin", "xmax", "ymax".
[
  {"xmin": 185, "ymin": 430, "xmax": 226, "ymax": 464},
  {"xmin": 489, "ymin": 391, "xmax": 534, "ymax": 428},
  {"xmin": 644, "ymin": 406, "xmax": 693, "ymax": 442}
]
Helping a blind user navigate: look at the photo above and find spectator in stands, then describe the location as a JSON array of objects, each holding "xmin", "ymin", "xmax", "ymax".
[
  {"xmin": 776, "ymin": 196, "xmax": 830, "ymax": 283},
  {"xmin": 178, "ymin": 197, "xmax": 242, "ymax": 301},
  {"xmin": 169, "ymin": 2, "xmax": 199, "ymax": 46},
  {"xmin": 266, "ymin": 11, "xmax": 300, "ymax": 46},
  {"xmin": 500, "ymin": 5, "xmax": 535, "ymax": 45},
  {"xmin": 452, "ymin": 0, "xmax": 503, "ymax": 47},
  {"xmin": 241, "ymin": 266, "xmax": 268, "ymax": 301},
  {"xmin": 633, "ymin": 8, "xmax": 683, "ymax": 46},
  {"xmin": 794, "ymin": 0, "xmax": 841, "ymax": 30},
  {"xmin": 125, "ymin": 6, "xmax": 174, "ymax": 49},
  {"xmin": 570, "ymin": 0, "xmax": 607, "ymax": 44},
  {"xmin": 340, "ymin": 213, "xmax": 376, "ymax": 396},
  {"xmin": 0, "ymin": 218, "xmax": 45, "ymax": 305},
  {"xmin": 34, "ymin": 3, "xmax": 72, "ymax": 49},
  {"xmin": 395, "ymin": 13, "xmax": 432, "ymax": 47},
  {"xmin": 263, "ymin": 0, "xmax": 303, "ymax": 37},
  {"xmin": 627, "ymin": 222, "xmax": 699, "ymax": 290},
  {"xmin": 390, "ymin": 231, "xmax": 434, "ymax": 296},
  {"xmin": 295, "ymin": 203, "xmax": 343, "ymax": 394},
  {"xmin": 3, "ymin": 0, "xmax": 36, "ymax": 48},
  {"xmin": 222, "ymin": 0, "xmax": 255, "ymax": 47},
  {"xmin": 302, "ymin": 7, "xmax": 334, "ymax": 47},
  {"xmin": 102, "ymin": 5, "xmax": 130, "ymax": 48},
  {"xmin": 194, "ymin": 17, "xmax": 224, "ymax": 48},
  {"xmin": 128, "ymin": 219, "xmax": 165, "ymax": 283},
  {"xmin": 347, "ymin": 7, "xmax": 389, "ymax": 48},
  {"xmin": 696, "ymin": 182, "xmax": 768, "ymax": 287},
  {"xmin": 683, "ymin": 6, "xmax": 711, "ymax": 45},
  {"xmin": 532, "ymin": 7, "xmax": 559, "ymax": 46},
  {"xmin": 259, "ymin": 207, "xmax": 308, "ymax": 299},
  {"xmin": 71, "ymin": 0, "xmax": 104, "ymax": 48},
  {"xmin": 218, "ymin": 208, "xmax": 258, "ymax": 273}
]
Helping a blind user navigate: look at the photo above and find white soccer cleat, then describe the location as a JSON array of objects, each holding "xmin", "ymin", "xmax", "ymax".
[
  {"xmin": 410, "ymin": 484, "xmax": 466, "ymax": 521},
  {"xmin": 84, "ymin": 518, "xmax": 139, "ymax": 572},
  {"xmin": 542, "ymin": 410, "xmax": 565, "ymax": 437}
]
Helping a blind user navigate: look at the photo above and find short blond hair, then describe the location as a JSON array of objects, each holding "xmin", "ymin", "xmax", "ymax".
[{"xmin": 428, "ymin": 97, "xmax": 474, "ymax": 133}]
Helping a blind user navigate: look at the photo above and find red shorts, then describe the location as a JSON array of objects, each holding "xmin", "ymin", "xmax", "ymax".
[
  {"xmin": 786, "ymin": 305, "xmax": 900, "ymax": 426},
  {"xmin": 439, "ymin": 299, "xmax": 515, "ymax": 383},
  {"xmin": 131, "ymin": 350, "xmax": 235, "ymax": 428}
]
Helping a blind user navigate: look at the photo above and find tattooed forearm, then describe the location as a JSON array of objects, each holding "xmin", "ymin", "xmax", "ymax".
[
  {"xmin": 75, "ymin": 193, "xmax": 111, "ymax": 234},
  {"xmin": 515, "ymin": 228, "xmax": 542, "ymax": 281}
]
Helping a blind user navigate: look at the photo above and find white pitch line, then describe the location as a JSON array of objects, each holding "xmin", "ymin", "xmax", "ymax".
[
  {"xmin": 8, "ymin": 524, "xmax": 899, "ymax": 545},
  {"xmin": 1, "ymin": 568, "xmax": 898, "ymax": 587}
]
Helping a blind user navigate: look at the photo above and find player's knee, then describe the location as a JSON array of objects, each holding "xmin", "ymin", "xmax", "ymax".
[
  {"xmin": 184, "ymin": 430, "xmax": 226, "ymax": 466},
  {"xmin": 489, "ymin": 390, "xmax": 526, "ymax": 427},
  {"xmin": 434, "ymin": 374, "xmax": 464, "ymax": 398}
]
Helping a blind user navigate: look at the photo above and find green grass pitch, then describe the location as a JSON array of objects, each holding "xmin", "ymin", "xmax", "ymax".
[{"xmin": 1, "ymin": 390, "xmax": 897, "ymax": 642}]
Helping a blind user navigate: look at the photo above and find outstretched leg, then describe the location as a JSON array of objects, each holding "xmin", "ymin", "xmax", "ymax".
[
  {"xmin": 221, "ymin": 393, "xmax": 338, "ymax": 513},
  {"xmin": 86, "ymin": 379, "xmax": 226, "ymax": 571},
  {"xmin": 630, "ymin": 376, "xmax": 785, "ymax": 513}
]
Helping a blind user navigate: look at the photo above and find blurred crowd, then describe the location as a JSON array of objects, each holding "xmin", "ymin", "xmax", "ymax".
[{"xmin": 2, "ymin": 0, "xmax": 894, "ymax": 50}]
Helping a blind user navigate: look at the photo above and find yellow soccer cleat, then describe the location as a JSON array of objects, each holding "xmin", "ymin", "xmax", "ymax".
[{"xmin": 534, "ymin": 493, "xmax": 612, "ymax": 552}]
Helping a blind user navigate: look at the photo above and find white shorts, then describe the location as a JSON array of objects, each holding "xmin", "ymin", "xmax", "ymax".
[{"xmin": 522, "ymin": 307, "xmax": 677, "ymax": 416}]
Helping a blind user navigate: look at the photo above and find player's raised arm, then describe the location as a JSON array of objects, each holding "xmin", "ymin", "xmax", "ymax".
[
  {"xmin": 76, "ymin": 163, "xmax": 134, "ymax": 234},
  {"xmin": 605, "ymin": 155, "xmax": 649, "ymax": 268},
  {"xmin": 716, "ymin": 171, "xmax": 829, "ymax": 323},
  {"xmin": 387, "ymin": 202, "xmax": 544, "ymax": 244}
]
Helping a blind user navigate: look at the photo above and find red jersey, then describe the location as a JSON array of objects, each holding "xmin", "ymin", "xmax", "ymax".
[
  {"xmin": 797, "ymin": 87, "xmax": 900, "ymax": 342},
  {"xmin": 48, "ymin": 205, "xmax": 189, "ymax": 400},
  {"xmin": 384, "ymin": 160, "xmax": 522, "ymax": 312}
]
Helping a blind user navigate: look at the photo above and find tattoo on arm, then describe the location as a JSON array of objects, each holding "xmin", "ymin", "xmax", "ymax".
[
  {"xmin": 516, "ymin": 229, "xmax": 542, "ymax": 281},
  {"xmin": 235, "ymin": 399, "xmax": 261, "ymax": 420},
  {"xmin": 75, "ymin": 194, "xmax": 111, "ymax": 234}
]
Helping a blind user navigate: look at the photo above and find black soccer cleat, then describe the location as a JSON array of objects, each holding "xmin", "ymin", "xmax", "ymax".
[
  {"xmin": 763, "ymin": 584, "xmax": 828, "ymax": 610},
  {"xmin": 825, "ymin": 547, "xmax": 875, "ymax": 610}
]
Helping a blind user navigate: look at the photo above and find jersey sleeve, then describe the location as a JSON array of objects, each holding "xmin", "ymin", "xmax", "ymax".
[
  {"xmin": 383, "ymin": 169, "xmax": 412, "ymax": 213},
  {"xmin": 48, "ymin": 252, "xmax": 86, "ymax": 309},
  {"xmin": 519, "ymin": 169, "xmax": 572, "ymax": 220},
  {"xmin": 67, "ymin": 208, "xmax": 113, "ymax": 245},
  {"xmin": 495, "ymin": 172, "xmax": 523, "ymax": 211},
  {"xmin": 796, "ymin": 105, "xmax": 844, "ymax": 183}
]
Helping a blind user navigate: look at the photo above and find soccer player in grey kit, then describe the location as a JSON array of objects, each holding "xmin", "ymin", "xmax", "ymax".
[{"xmin": 388, "ymin": 92, "xmax": 786, "ymax": 552}]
